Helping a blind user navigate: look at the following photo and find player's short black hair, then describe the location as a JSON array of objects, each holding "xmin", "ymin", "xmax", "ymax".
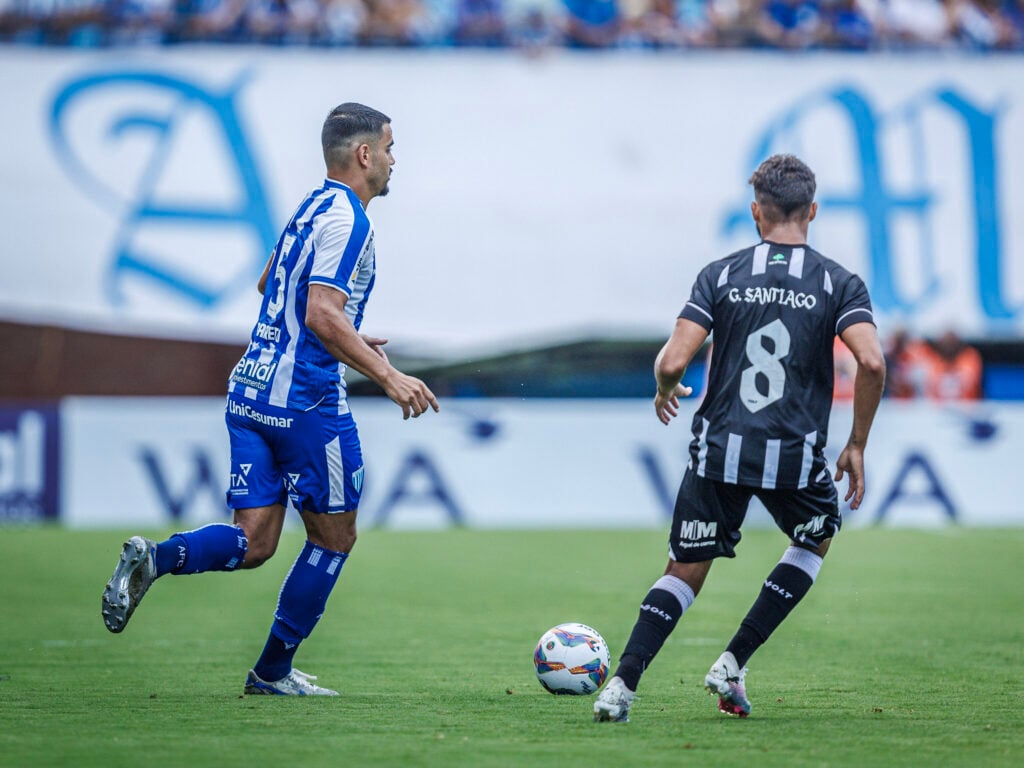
[
  {"xmin": 321, "ymin": 103, "xmax": 391, "ymax": 167},
  {"xmin": 748, "ymin": 154, "xmax": 816, "ymax": 223}
]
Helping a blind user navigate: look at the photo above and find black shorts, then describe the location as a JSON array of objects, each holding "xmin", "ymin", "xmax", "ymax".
[{"xmin": 669, "ymin": 467, "xmax": 841, "ymax": 562}]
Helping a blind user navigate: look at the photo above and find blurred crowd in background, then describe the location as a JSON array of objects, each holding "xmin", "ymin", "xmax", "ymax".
[
  {"xmin": 3, "ymin": 2, "xmax": 1015, "ymax": 402},
  {"xmin": 2, "ymin": 0, "xmax": 1023, "ymax": 51},
  {"xmin": 834, "ymin": 331, "xmax": 984, "ymax": 401}
]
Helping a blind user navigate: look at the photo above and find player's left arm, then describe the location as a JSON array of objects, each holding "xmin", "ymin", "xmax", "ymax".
[
  {"xmin": 835, "ymin": 321, "xmax": 886, "ymax": 509},
  {"xmin": 654, "ymin": 318, "xmax": 709, "ymax": 425}
]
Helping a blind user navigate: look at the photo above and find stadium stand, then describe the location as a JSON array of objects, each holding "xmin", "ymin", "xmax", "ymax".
[
  {"xmin": 1, "ymin": 0, "xmax": 1022, "ymax": 50},
  {"xmin": 2, "ymin": 1, "xmax": 1022, "ymax": 401}
]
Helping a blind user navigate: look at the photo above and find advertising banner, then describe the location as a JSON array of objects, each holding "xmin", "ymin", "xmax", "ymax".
[
  {"xmin": 59, "ymin": 397, "xmax": 1023, "ymax": 530},
  {"xmin": 0, "ymin": 404, "xmax": 60, "ymax": 522},
  {"xmin": 1, "ymin": 49, "xmax": 1023, "ymax": 354}
]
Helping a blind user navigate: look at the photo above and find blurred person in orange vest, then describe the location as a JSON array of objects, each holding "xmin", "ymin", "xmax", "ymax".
[
  {"xmin": 920, "ymin": 329, "xmax": 983, "ymax": 400},
  {"xmin": 882, "ymin": 328, "xmax": 932, "ymax": 399}
]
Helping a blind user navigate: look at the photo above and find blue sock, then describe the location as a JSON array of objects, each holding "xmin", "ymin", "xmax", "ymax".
[
  {"xmin": 253, "ymin": 540, "xmax": 348, "ymax": 682},
  {"xmin": 254, "ymin": 634, "xmax": 298, "ymax": 683},
  {"xmin": 154, "ymin": 524, "xmax": 248, "ymax": 576},
  {"xmin": 154, "ymin": 536, "xmax": 187, "ymax": 576}
]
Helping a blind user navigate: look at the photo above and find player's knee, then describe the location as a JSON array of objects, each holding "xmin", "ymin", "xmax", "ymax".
[
  {"xmin": 241, "ymin": 538, "xmax": 279, "ymax": 569},
  {"xmin": 665, "ymin": 559, "xmax": 711, "ymax": 597},
  {"xmin": 325, "ymin": 527, "xmax": 357, "ymax": 555},
  {"xmin": 799, "ymin": 538, "xmax": 831, "ymax": 559},
  {"xmin": 302, "ymin": 510, "xmax": 358, "ymax": 554}
]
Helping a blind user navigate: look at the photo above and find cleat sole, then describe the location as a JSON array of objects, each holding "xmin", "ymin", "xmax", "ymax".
[{"xmin": 101, "ymin": 537, "xmax": 155, "ymax": 634}]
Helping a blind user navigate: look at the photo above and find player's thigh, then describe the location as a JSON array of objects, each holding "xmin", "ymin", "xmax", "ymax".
[
  {"xmin": 274, "ymin": 408, "xmax": 365, "ymax": 516},
  {"xmin": 225, "ymin": 399, "xmax": 288, "ymax": 510},
  {"xmin": 756, "ymin": 477, "xmax": 841, "ymax": 550},
  {"xmin": 668, "ymin": 469, "xmax": 753, "ymax": 562}
]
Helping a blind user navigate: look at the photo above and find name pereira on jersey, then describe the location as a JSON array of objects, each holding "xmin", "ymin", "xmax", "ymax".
[
  {"xmin": 728, "ymin": 286, "xmax": 818, "ymax": 310},
  {"xmin": 255, "ymin": 322, "xmax": 281, "ymax": 343}
]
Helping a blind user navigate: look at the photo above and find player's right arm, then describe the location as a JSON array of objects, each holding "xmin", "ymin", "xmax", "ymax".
[
  {"xmin": 835, "ymin": 321, "xmax": 886, "ymax": 509},
  {"xmin": 305, "ymin": 284, "xmax": 439, "ymax": 420},
  {"xmin": 257, "ymin": 251, "xmax": 274, "ymax": 295},
  {"xmin": 653, "ymin": 318, "xmax": 708, "ymax": 425}
]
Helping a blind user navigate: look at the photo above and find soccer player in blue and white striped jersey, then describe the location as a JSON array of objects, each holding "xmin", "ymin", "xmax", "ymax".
[
  {"xmin": 594, "ymin": 154, "xmax": 886, "ymax": 723},
  {"xmin": 102, "ymin": 103, "xmax": 439, "ymax": 696}
]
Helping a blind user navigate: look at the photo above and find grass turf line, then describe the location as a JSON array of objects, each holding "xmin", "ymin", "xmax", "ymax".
[{"xmin": 0, "ymin": 527, "xmax": 1022, "ymax": 768}]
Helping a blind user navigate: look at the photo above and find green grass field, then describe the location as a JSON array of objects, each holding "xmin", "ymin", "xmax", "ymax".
[{"xmin": 1, "ymin": 526, "xmax": 1022, "ymax": 768}]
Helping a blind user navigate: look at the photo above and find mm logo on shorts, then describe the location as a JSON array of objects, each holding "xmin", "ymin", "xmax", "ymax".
[
  {"xmin": 677, "ymin": 521, "xmax": 717, "ymax": 549},
  {"xmin": 793, "ymin": 514, "xmax": 827, "ymax": 539}
]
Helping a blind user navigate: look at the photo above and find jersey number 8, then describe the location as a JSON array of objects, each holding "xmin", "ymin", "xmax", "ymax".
[{"xmin": 740, "ymin": 319, "xmax": 790, "ymax": 414}]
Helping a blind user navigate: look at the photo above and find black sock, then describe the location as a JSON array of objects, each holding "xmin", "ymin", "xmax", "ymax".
[
  {"xmin": 726, "ymin": 562, "xmax": 814, "ymax": 667},
  {"xmin": 613, "ymin": 576, "xmax": 694, "ymax": 691},
  {"xmin": 614, "ymin": 654, "xmax": 645, "ymax": 692}
]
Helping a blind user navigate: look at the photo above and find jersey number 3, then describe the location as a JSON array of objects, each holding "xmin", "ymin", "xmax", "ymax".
[
  {"xmin": 266, "ymin": 234, "xmax": 294, "ymax": 322},
  {"xmin": 740, "ymin": 319, "xmax": 790, "ymax": 414}
]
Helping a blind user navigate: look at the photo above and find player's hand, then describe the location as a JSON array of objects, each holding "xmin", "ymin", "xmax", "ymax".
[
  {"xmin": 361, "ymin": 334, "xmax": 390, "ymax": 363},
  {"xmin": 384, "ymin": 371, "xmax": 440, "ymax": 420},
  {"xmin": 654, "ymin": 383, "xmax": 693, "ymax": 426},
  {"xmin": 835, "ymin": 443, "xmax": 866, "ymax": 509}
]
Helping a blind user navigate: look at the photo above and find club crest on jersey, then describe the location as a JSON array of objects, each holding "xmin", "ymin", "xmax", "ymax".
[{"xmin": 349, "ymin": 234, "xmax": 375, "ymax": 284}]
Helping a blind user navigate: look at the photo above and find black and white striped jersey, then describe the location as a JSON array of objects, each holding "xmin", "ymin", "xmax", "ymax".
[{"xmin": 678, "ymin": 240, "xmax": 874, "ymax": 489}]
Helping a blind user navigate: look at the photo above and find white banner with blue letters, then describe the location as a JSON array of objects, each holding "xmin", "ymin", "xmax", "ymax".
[
  {"xmin": 1, "ymin": 49, "xmax": 1023, "ymax": 354},
  {"xmin": 58, "ymin": 397, "xmax": 1022, "ymax": 530}
]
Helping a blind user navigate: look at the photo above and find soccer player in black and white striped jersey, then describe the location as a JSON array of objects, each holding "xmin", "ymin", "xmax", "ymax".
[{"xmin": 594, "ymin": 154, "xmax": 886, "ymax": 723}]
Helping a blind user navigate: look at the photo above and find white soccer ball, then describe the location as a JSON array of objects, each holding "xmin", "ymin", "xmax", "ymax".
[{"xmin": 533, "ymin": 622, "xmax": 611, "ymax": 695}]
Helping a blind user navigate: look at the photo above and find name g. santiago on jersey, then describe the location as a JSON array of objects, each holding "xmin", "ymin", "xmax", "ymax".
[{"xmin": 679, "ymin": 242, "xmax": 874, "ymax": 490}]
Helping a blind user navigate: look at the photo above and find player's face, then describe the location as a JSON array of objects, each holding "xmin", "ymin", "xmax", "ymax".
[{"xmin": 369, "ymin": 124, "xmax": 395, "ymax": 199}]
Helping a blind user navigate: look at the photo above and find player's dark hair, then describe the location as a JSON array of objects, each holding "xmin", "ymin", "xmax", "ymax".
[
  {"xmin": 321, "ymin": 103, "xmax": 391, "ymax": 167},
  {"xmin": 748, "ymin": 154, "xmax": 816, "ymax": 223}
]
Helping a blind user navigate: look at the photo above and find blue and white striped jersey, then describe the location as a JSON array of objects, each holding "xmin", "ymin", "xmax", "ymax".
[
  {"xmin": 228, "ymin": 179, "xmax": 376, "ymax": 413},
  {"xmin": 679, "ymin": 241, "xmax": 874, "ymax": 490}
]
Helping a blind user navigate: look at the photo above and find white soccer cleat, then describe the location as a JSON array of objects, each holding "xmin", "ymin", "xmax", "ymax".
[
  {"xmin": 102, "ymin": 536, "xmax": 157, "ymax": 633},
  {"xmin": 593, "ymin": 676, "xmax": 634, "ymax": 723},
  {"xmin": 244, "ymin": 668, "xmax": 339, "ymax": 696},
  {"xmin": 704, "ymin": 651, "xmax": 752, "ymax": 717}
]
